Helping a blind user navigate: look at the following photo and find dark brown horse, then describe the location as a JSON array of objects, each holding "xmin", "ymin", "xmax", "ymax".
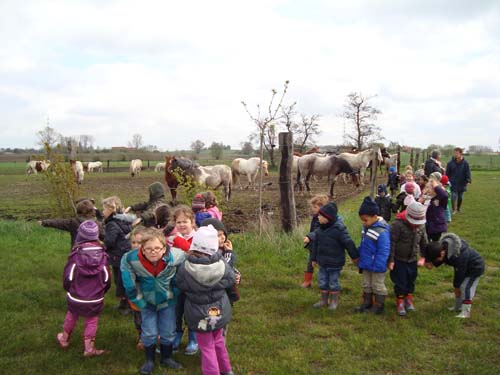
[{"xmin": 164, "ymin": 156, "xmax": 179, "ymax": 201}]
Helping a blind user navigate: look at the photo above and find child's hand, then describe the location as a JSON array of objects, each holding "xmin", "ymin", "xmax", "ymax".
[
  {"xmin": 124, "ymin": 206, "xmax": 131, "ymax": 213},
  {"xmin": 235, "ymin": 273, "xmax": 241, "ymax": 285},
  {"xmin": 352, "ymin": 258, "xmax": 359, "ymax": 265},
  {"xmin": 417, "ymin": 257, "xmax": 426, "ymax": 267},
  {"xmin": 311, "ymin": 261, "xmax": 318, "ymax": 268},
  {"xmin": 454, "ymin": 288, "xmax": 461, "ymax": 297},
  {"xmin": 224, "ymin": 239, "xmax": 233, "ymax": 250},
  {"xmin": 303, "ymin": 237, "xmax": 310, "ymax": 245},
  {"xmin": 424, "ymin": 262, "xmax": 433, "ymax": 270},
  {"xmin": 388, "ymin": 262, "xmax": 394, "ymax": 271}
]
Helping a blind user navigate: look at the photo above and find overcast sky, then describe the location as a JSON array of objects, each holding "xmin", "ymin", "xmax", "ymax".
[{"xmin": 1, "ymin": 0, "xmax": 499, "ymax": 151}]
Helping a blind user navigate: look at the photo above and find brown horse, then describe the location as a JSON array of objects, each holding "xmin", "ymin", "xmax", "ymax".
[
  {"xmin": 164, "ymin": 156, "xmax": 179, "ymax": 201},
  {"xmin": 293, "ymin": 146, "xmax": 320, "ymax": 157}
]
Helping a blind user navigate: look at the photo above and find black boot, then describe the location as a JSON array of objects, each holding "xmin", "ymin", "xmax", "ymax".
[
  {"xmin": 354, "ymin": 292, "xmax": 373, "ymax": 313},
  {"xmin": 370, "ymin": 294, "xmax": 386, "ymax": 315},
  {"xmin": 160, "ymin": 343, "xmax": 183, "ymax": 369},
  {"xmin": 140, "ymin": 345, "xmax": 156, "ymax": 375}
]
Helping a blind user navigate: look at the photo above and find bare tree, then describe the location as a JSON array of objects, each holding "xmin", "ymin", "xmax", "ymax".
[
  {"xmin": 240, "ymin": 141, "xmax": 254, "ymax": 155},
  {"xmin": 280, "ymin": 102, "xmax": 297, "ymax": 132},
  {"xmin": 295, "ymin": 114, "xmax": 320, "ymax": 152},
  {"xmin": 36, "ymin": 125, "xmax": 60, "ymax": 148},
  {"xmin": 191, "ymin": 140, "xmax": 205, "ymax": 155},
  {"xmin": 128, "ymin": 133, "xmax": 143, "ymax": 150},
  {"xmin": 342, "ymin": 92, "xmax": 382, "ymax": 149},
  {"xmin": 79, "ymin": 135, "xmax": 95, "ymax": 152},
  {"xmin": 249, "ymin": 123, "xmax": 278, "ymax": 167}
]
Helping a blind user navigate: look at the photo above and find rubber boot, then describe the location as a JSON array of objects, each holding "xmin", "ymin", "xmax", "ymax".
[
  {"xmin": 404, "ymin": 294, "xmax": 415, "ymax": 312},
  {"xmin": 117, "ymin": 298, "xmax": 131, "ymax": 316},
  {"xmin": 56, "ymin": 331, "xmax": 71, "ymax": 349},
  {"xmin": 370, "ymin": 294, "xmax": 385, "ymax": 315},
  {"xmin": 456, "ymin": 303, "xmax": 471, "ymax": 318},
  {"xmin": 140, "ymin": 345, "xmax": 156, "ymax": 375},
  {"xmin": 160, "ymin": 343, "xmax": 183, "ymax": 369},
  {"xmin": 301, "ymin": 272, "xmax": 313, "ymax": 288},
  {"xmin": 396, "ymin": 296, "xmax": 406, "ymax": 316},
  {"xmin": 172, "ymin": 330, "xmax": 183, "ymax": 353},
  {"xmin": 354, "ymin": 292, "xmax": 373, "ymax": 313},
  {"xmin": 83, "ymin": 337, "xmax": 106, "ymax": 357},
  {"xmin": 313, "ymin": 290, "xmax": 329, "ymax": 308},
  {"xmin": 448, "ymin": 297, "xmax": 462, "ymax": 312},
  {"xmin": 452, "ymin": 199, "xmax": 458, "ymax": 214},
  {"xmin": 328, "ymin": 291, "xmax": 339, "ymax": 310},
  {"xmin": 184, "ymin": 330, "xmax": 198, "ymax": 355}
]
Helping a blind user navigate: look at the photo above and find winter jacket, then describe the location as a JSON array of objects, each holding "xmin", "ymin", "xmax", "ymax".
[
  {"xmin": 310, "ymin": 220, "xmax": 359, "ymax": 269},
  {"xmin": 424, "ymin": 158, "xmax": 444, "ymax": 177},
  {"xmin": 41, "ymin": 217, "xmax": 104, "ymax": 247},
  {"xmin": 425, "ymin": 186, "xmax": 448, "ymax": 235},
  {"xmin": 375, "ymin": 196, "xmax": 392, "ymax": 222},
  {"xmin": 358, "ymin": 219, "xmax": 390, "ymax": 273},
  {"xmin": 441, "ymin": 233, "xmax": 484, "ymax": 288},
  {"xmin": 195, "ymin": 211, "xmax": 212, "ymax": 228},
  {"xmin": 63, "ymin": 241, "xmax": 111, "ymax": 317},
  {"xmin": 104, "ymin": 214, "xmax": 132, "ymax": 267},
  {"xmin": 130, "ymin": 182, "xmax": 168, "ymax": 227},
  {"xmin": 121, "ymin": 246, "xmax": 186, "ymax": 311},
  {"xmin": 176, "ymin": 253, "xmax": 235, "ymax": 332},
  {"xmin": 219, "ymin": 247, "xmax": 240, "ymax": 303},
  {"xmin": 305, "ymin": 214, "xmax": 344, "ymax": 248},
  {"xmin": 207, "ymin": 206, "xmax": 222, "ymax": 221},
  {"xmin": 445, "ymin": 158, "xmax": 471, "ymax": 192},
  {"xmin": 389, "ymin": 215, "xmax": 428, "ymax": 264},
  {"xmin": 392, "ymin": 192, "xmax": 412, "ymax": 213},
  {"xmin": 387, "ymin": 172, "xmax": 400, "ymax": 191}
]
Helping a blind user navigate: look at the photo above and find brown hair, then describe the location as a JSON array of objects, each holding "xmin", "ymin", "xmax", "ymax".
[
  {"xmin": 454, "ymin": 147, "xmax": 463, "ymax": 154},
  {"xmin": 102, "ymin": 196, "xmax": 124, "ymax": 214},
  {"xmin": 76, "ymin": 199, "xmax": 95, "ymax": 218},
  {"xmin": 155, "ymin": 204, "xmax": 171, "ymax": 228},
  {"xmin": 173, "ymin": 205, "xmax": 195, "ymax": 224},
  {"xmin": 140, "ymin": 227, "xmax": 166, "ymax": 247},
  {"xmin": 425, "ymin": 241, "xmax": 444, "ymax": 263},
  {"xmin": 202, "ymin": 191, "xmax": 218, "ymax": 208},
  {"xmin": 309, "ymin": 194, "xmax": 329, "ymax": 207},
  {"xmin": 130, "ymin": 225, "xmax": 147, "ymax": 239}
]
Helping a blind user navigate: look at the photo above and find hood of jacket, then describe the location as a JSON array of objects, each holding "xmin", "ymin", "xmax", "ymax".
[
  {"xmin": 441, "ymin": 232, "xmax": 461, "ymax": 259},
  {"xmin": 106, "ymin": 214, "xmax": 132, "ymax": 234},
  {"xmin": 149, "ymin": 182, "xmax": 165, "ymax": 201},
  {"xmin": 184, "ymin": 253, "xmax": 226, "ymax": 286},
  {"xmin": 71, "ymin": 242, "xmax": 108, "ymax": 276}
]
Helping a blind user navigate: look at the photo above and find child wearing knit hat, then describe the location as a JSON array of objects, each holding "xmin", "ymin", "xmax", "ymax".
[
  {"xmin": 355, "ymin": 197, "xmax": 391, "ymax": 314},
  {"xmin": 309, "ymin": 202, "xmax": 359, "ymax": 310},
  {"xmin": 387, "ymin": 166, "xmax": 400, "ymax": 198}
]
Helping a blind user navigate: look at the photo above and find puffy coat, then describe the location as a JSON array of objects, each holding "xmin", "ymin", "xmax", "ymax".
[
  {"xmin": 41, "ymin": 216, "xmax": 104, "ymax": 248},
  {"xmin": 425, "ymin": 186, "xmax": 448, "ymax": 235},
  {"xmin": 358, "ymin": 219, "xmax": 390, "ymax": 273},
  {"xmin": 375, "ymin": 196, "xmax": 392, "ymax": 222},
  {"xmin": 389, "ymin": 216, "xmax": 428, "ymax": 263},
  {"xmin": 176, "ymin": 253, "xmax": 235, "ymax": 332},
  {"xmin": 63, "ymin": 241, "xmax": 110, "ymax": 317},
  {"xmin": 445, "ymin": 158, "xmax": 471, "ymax": 192},
  {"xmin": 104, "ymin": 214, "xmax": 132, "ymax": 267},
  {"xmin": 310, "ymin": 220, "xmax": 358, "ymax": 268},
  {"xmin": 424, "ymin": 158, "xmax": 444, "ymax": 177}
]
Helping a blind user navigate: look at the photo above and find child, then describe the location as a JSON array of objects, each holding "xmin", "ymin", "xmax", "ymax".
[
  {"xmin": 309, "ymin": 202, "xmax": 359, "ymax": 310},
  {"xmin": 125, "ymin": 182, "xmax": 168, "ymax": 227},
  {"xmin": 192, "ymin": 193, "xmax": 212, "ymax": 228},
  {"xmin": 425, "ymin": 233, "xmax": 484, "ymax": 318},
  {"xmin": 40, "ymin": 199, "xmax": 104, "ymax": 247},
  {"xmin": 417, "ymin": 174, "xmax": 429, "ymax": 193},
  {"xmin": 441, "ymin": 175, "xmax": 452, "ymax": 223},
  {"xmin": 203, "ymin": 191, "xmax": 222, "ymax": 221},
  {"xmin": 420, "ymin": 179, "xmax": 448, "ymax": 241},
  {"xmin": 102, "ymin": 196, "xmax": 132, "ymax": 315},
  {"xmin": 392, "ymin": 182, "xmax": 416, "ymax": 213},
  {"xmin": 355, "ymin": 197, "xmax": 390, "ymax": 314},
  {"xmin": 387, "ymin": 166, "xmax": 400, "ymax": 198},
  {"xmin": 302, "ymin": 194, "xmax": 329, "ymax": 288},
  {"xmin": 56, "ymin": 221, "xmax": 110, "ymax": 356},
  {"xmin": 400, "ymin": 171, "xmax": 422, "ymax": 198},
  {"xmin": 201, "ymin": 218, "xmax": 241, "ymax": 304},
  {"xmin": 388, "ymin": 202, "xmax": 428, "ymax": 316},
  {"xmin": 375, "ymin": 184, "xmax": 392, "ymax": 222},
  {"xmin": 121, "ymin": 228, "xmax": 185, "ymax": 374},
  {"xmin": 176, "ymin": 225, "xmax": 236, "ymax": 375}
]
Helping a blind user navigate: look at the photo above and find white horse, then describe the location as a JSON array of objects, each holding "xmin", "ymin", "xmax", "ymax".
[
  {"xmin": 154, "ymin": 162, "xmax": 166, "ymax": 172},
  {"xmin": 73, "ymin": 161, "xmax": 84, "ymax": 184},
  {"xmin": 87, "ymin": 161, "xmax": 103, "ymax": 173},
  {"xmin": 339, "ymin": 148, "xmax": 383, "ymax": 185},
  {"xmin": 130, "ymin": 159, "xmax": 142, "ymax": 177},
  {"xmin": 231, "ymin": 157, "xmax": 269, "ymax": 190},
  {"xmin": 381, "ymin": 154, "xmax": 398, "ymax": 175}
]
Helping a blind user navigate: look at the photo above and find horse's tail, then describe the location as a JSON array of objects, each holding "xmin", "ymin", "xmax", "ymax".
[{"xmin": 228, "ymin": 171, "xmax": 232, "ymax": 200}]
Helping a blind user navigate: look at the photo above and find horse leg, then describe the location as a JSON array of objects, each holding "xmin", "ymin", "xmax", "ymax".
[{"xmin": 329, "ymin": 179, "xmax": 336, "ymax": 198}]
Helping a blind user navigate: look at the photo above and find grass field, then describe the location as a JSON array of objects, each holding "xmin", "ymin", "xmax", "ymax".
[{"xmin": 0, "ymin": 171, "xmax": 499, "ymax": 374}]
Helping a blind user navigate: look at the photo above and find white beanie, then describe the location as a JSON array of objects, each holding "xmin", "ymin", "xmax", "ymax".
[{"xmin": 189, "ymin": 225, "xmax": 219, "ymax": 255}]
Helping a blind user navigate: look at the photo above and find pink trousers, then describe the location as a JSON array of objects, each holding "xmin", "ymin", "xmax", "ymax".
[
  {"xmin": 62, "ymin": 310, "xmax": 99, "ymax": 339},
  {"xmin": 196, "ymin": 329, "xmax": 232, "ymax": 375}
]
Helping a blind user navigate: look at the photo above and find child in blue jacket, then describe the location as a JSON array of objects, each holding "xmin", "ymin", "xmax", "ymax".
[{"xmin": 355, "ymin": 197, "xmax": 391, "ymax": 314}]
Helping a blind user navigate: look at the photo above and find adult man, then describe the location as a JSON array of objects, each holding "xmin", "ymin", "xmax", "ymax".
[
  {"xmin": 445, "ymin": 147, "xmax": 471, "ymax": 214},
  {"xmin": 424, "ymin": 150, "xmax": 445, "ymax": 176}
]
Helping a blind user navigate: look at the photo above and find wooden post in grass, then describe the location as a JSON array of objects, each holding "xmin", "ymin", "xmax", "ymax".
[
  {"xmin": 397, "ymin": 145, "xmax": 401, "ymax": 173},
  {"xmin": 409, "ymin": 148, "xmax": 414, "ymax": 169},
  {"xmin": 370, "ymin": 148, "xmax": 379, "ymax": 199},
  {"xmin": 415, "ymin": 149, "xmax": 420, "ymax": 170},
  {"xmin": 107, "ymin": 160, "xmax": 110, "ymax": 171},
  {"xmin": 278, "ymin": 132, "xmax": 297, "ymax": 232}
]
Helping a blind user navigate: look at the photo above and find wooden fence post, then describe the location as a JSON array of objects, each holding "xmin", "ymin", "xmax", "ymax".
[
  {"xmin": 278, "ymin": 132, "xmax": 297, "ymax": 232},
  {"xmin": 147, "ymin": 160, "xmax": 150, "ymax": 169},
  {"xmin": 415, "ymin": 150, "xmax": 420, "ymax": 170},
  {"xmin": 370, "ymin": 148, "xmax": 379, "ymax": 199},
  {"xmin": 397, "ymin": 145, "xmax": 401, "ymax": 173},
  {"xmin": 409, "ymin": 148, "xmax": 414, "ymax": 168}
]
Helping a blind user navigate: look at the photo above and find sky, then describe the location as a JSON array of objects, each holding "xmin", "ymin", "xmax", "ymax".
[{"xmin": 1, "ymin": 0, "xmax": 499, "ymax": 151}]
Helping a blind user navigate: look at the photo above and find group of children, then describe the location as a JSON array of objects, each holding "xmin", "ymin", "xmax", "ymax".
[
  {"xmin": 301, "ymin": 165, "xmax": 484, "ymax": 319},
  {"xmin": 42, "ymin": 182, "xmax": 238, "ymax": 375}
]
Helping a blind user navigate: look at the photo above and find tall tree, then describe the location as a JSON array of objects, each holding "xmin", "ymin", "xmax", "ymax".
[
  {"xmin": 36, "ymin": 125, "xmax": 60, "ymax": 148},
  {"xmin": 78, "ymin": 135, "xmax": 95, "ymax": 152},
  {"xmin": 128, "ymin": 133, "xmax": 143, "ymax": 150},
  {"xmin": 190, "ymin": 140, "xmax": 205, "ymax": 155},
  {"xmin": 342, "ymin": 92, "xmax": 382, "ymax": 149},
  {"xmin": 295, "ymin": 114, "xmax": 320, "ymax": 153}
]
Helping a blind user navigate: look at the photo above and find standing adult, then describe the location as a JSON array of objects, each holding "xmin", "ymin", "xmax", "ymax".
[
  {"xmin": 445, "ymin": 147, "xmax": 471, "ymax": 214},
  {"xmin": 424, "ymin": 150, "xmax": 445, "ymax": 177}
]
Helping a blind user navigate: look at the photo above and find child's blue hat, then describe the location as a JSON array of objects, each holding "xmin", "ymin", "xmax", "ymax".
[{"xmin": 389, "ymin": 166, "xmax": 396, "ymax": 173}]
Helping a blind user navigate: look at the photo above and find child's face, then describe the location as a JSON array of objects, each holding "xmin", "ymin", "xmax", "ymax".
[
  {"xmin": 378, "ymin": 191, "xmax": 386, "ymax": 197},
  {"xmin": 318, "ymin": 214, "xmax": 329, "ymax": 224},
  {"xmin": 217, "ymin": 230, "xmax": 226, "ymax": 247},
  {"xmin": 142, "ymin": 238, "xmax": 166, "ymax": 263},
  {"xmin": 359, "ymin": 214, "xmax": 378, "ymax": 228},
  {"xmin": 131, "ymin": 233, "xmax": 143, "ymax": 249},
  {"xmin": 311, "ymin": 204, "xmax": 321, "ymax": 215},
  {"xmin": 102, "ymin": 206, "xmax": 113, "ymax": 219},
  {"xmin": 432, "ymin": 250, "xmax": 446, "ymax": 267},
  {"xmin": 405, "ymin": 174, "xmax": 414, "ymax": 182},
  {"xmin": 176, "ymin": 214, "xmax": 194, "ymax": 235}
]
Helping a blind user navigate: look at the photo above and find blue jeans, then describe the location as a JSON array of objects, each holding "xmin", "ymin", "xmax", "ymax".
[
  {"xmin": 141, "ymin": 304, "xmax": 176, "ymax": 347},
  {"xmin": 317, "ymin": 266, "xmax": 342, "ymax": 291}
]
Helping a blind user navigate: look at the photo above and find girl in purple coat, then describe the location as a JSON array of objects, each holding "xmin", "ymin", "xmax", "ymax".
[
  {"xmin": 56, "ymin": 220, "xmax": 111, "ymax": 356},
  {"xmin": 420, "ymin": 179, "xmax": 448, "ymax": 241}
]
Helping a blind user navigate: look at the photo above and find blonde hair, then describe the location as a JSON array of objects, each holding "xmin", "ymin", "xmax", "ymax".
[
  {"xmin": 102, "ymin": 196, "xmax": 123, "ymax": 214},
  {"xmin": 131, "ymin": 225, "xmax": 147, "ymax": 239},
  {"xmin": 309, "ymin": 194, "xmax": 329, "ymax": 207},
  {"xmin": 404, "ymin": 165, "xmax": 413, "ymax": 172},
  {"xmin": 173, "ymin": 205, "xmax": 195, "ymax": 224},
  {"xmin": 140, "ymin": 227, "xmax": 166, "ymax": 247}
]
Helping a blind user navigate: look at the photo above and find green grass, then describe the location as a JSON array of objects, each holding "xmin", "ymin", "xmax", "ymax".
[{"xmin": 0, "ymin": 172, "xmax": 499, "ymax": 374}]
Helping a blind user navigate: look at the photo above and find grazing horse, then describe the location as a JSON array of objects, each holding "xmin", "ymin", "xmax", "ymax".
[
  {"xmin": 231, "ymin": 157, "xmax": 269, "ymax": 190},
  {"xmin": 130, "ymin": 159, "xmax": 142, "ymax": 177},
  {"xmin": 155, "ymin": 162, "xmax": 166, "ymax": 172},
  {"xmin": 87, "ymin": 161, "xmax": 103, "ymax": 173},
  {"xmin": 168, "ymin": 157, "xmax": 232, "ymax": 200},
  {"xmin": 297, "ymin": 154, "xmax": 359, "ymax": 197},
  {"xmin": 164, "ymin": 156, "xmax": 183, "ymax": 201},
  {"xmin": 339, "ymin": 148, "xmax": 383, "ymax": 185}
]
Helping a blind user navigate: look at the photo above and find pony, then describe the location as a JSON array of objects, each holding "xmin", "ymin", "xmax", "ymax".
[
  {"xmin": 231, "ymin": 157, "xmax": 269, "ymax": 190},
  {"xmin": 154, "ymin": 162, "xmax": 166, "ymax": 172},
  {"xmin": 296, "ymin": 154, "xmax": 359, "ymax": 197},
  {"xmin": 71, "ymin": 160, "xmax": 84, "ymax": 184},
  {"xmin": 87, "ymin": 161, "xmax": 103, "ymax": 173},
  {"xmin": 26, "ymin": 160, "xmax": 50, "ymax": 175},
  {"xmin": 168, "ymin": 157, "xmax": 232, "ymax": 200},
  {"xmin": 130, "ymin": 159, "xmax": 142, "ymax": 177},
  {"xmin": 339, "ymin": 148, "xmax": 383, "ymax": 185}
]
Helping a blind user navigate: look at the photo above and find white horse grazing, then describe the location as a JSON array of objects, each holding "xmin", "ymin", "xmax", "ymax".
[
  {"xmin": 155, "ymin": 162, "xmax": 166, "ymax": 172},
  {"xmin": 130, "ymin": 159, "xmax": 142, "ymax": 177},
  {"xmin": 339, "ymin": 148, "xmax": 383, "ymax": 185},
  {"xmin": 87, "ymin": 161, "xmax": 103, "ymax": 173},
  {"xmin": 231, "ymin": 157, "xmax": 269, "ymax": 190},
  {"xmin": 73, "ymin": 161, "xmax": 84, "ymax": 184}
]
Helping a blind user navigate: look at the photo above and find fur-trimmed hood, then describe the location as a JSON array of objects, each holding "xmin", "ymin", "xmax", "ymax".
[{"xmin": 441, "ymin": 232, "xmax": 462, "ymax": 259}]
